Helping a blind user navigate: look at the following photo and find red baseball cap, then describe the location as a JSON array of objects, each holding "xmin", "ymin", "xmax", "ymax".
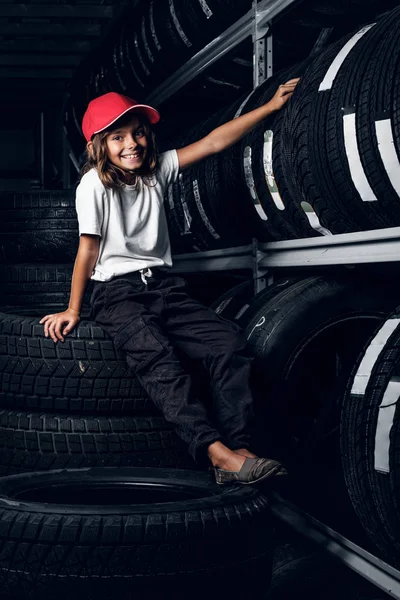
[{"xmin": 82, "ymin": 92, "xmax": 160, "ymax": 142}]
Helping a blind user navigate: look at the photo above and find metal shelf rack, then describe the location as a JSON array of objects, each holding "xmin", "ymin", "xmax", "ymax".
[
  {"xmin": 171, "ymin": 226, "xmax": 400, "ymax": 272},
  {"xmin": 145, "ymin": 0, "xmax": 298, "ymax": 105},
  {"xmin": 147, "ymin": 0, "xmax": 400, "ymax": 594}
]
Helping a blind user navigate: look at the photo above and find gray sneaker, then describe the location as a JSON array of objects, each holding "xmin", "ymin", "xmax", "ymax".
[{"xmin": 214, "ymin": 457, "xmax": 287, "ymax": 486}]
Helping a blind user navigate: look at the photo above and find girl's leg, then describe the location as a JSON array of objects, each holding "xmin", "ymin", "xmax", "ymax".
[
  {"xmin": 162, "ymin": 278, "xmax": 256, "ymax": 451},
  {"xmin": 91, "ymin": 277, "xmax": 223, "ymax": 463}
]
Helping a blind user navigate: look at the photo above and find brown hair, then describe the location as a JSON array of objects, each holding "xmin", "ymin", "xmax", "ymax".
[{"xmin": 81, "ymin": 114, "xmax": 159, "ymax": 189}]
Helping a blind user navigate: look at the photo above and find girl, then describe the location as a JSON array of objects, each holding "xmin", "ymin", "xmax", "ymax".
[{"xmin": 40, "ymin": 80, "xmax": 298, "ymax": 485}]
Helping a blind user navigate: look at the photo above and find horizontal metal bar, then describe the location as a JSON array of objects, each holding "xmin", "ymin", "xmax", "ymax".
[
  {"xmin": 0, "ymin": 67, "xmax": 74, "ymax": 79},
  {"xmin": 0, "ymin": 55, "xmax": 81, "ymax": 67},
  {"xmin": 171, "ymin": 244, "xmax": 253, "ymax": 273},
  {"xmin": 0, "ymin": 79, "xmax": 67, "ymax": 91},
  {"xmin": 259, "ymin": 227, "xmax": 400, "ymax": 267},
  {"xmin": 0, "ymin": 23, "xmax": 101, "ymax": 36},
  {"xmin": 145, "ymin": 0, "xmax": 297, "ymax": 106},
  {"xmin": 0, "ymin": 4, "xmax": 114, "ymax": 18},
  {"xmin": 270, "ymin": 493, "xmax": 400, "ymax": 600},
  {"xmin": 262, "ymin": 226, "xmax": 400, "ymax": 250},
  {"xmin": 0, "ymin": 39, "xmax": 91, "ymax": 54},
  {"xmin": 169, "ymin": 228, "xmax": 400, "ymax": 270}
]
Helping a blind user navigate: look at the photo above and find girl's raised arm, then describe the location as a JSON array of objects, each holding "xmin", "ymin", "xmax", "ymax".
[
  {"xmin": 177, "ymin": 78, "xmax": 299, "ymax": 172},
  {"xmin": 40, "ymin": 234, "xmax": 100, "ymax": 343}
]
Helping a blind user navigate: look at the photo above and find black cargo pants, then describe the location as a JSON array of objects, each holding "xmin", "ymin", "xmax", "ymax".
[{"xmin": 91, "ymin": 269, "xmax": 254, "ymax": 462}]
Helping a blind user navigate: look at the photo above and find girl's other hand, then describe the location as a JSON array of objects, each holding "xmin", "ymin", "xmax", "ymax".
[
  {"xmin": 269, "ymin": 78, "xmax": 300, "ymax": 111},
  {"xmin": 39, "ymin": 308, "xmax": 80, "ymax": 343}
]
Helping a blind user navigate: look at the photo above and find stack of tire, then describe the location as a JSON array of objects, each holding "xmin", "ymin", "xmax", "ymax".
[
  {"xmin": 0, "ymin": 202, "xmax": 276, "ymax": 600},
  {"xmin": 341, "ymin": 306, "xmax": 400, "ymax": 568},
  {"xmin": 65, "ymin": 0, "xmax": 399, "ymax": 178},
  {"xmin": 0, "ymin": 190, "xmax": 198, "ymax": 476},
  {"xmin": 271, "ymin": 0, "xmax": 398, "ymax": 71},
  {"xmin": 65, "ymin": 0, "xmax": 254, "ymax": 160},
  {"xmin": 168, "ymin": 6, "xmax": 400, "ymax": 251},
  {"xmin": 0, "ymin": 466, "xmax": 273, "ymax": 600},
  {"xmin": 0, "ymin": 196, "xmax": 276, "ymax": 598},
  {"xmin": 211, "ymin": 273, "xmax": 400, "ymax": 563}
]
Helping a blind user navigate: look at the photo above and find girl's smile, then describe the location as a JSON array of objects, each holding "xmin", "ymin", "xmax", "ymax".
[{"xmin": 106, "ymin": 116, "xmax": 148, "ymax": 171}]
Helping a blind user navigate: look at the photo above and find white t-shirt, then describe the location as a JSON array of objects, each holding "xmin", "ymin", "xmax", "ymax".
[{"xmin": 75, "ymin": 150, "xmax": 179, "ymax": 281}]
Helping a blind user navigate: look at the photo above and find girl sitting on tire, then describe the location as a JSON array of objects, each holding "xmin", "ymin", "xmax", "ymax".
[{"xmin": 40, "ymin": 83, "xmax": 297, "ymax": 484}]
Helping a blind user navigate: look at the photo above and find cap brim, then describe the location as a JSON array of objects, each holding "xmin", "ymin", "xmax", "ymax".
[{"xmin": 92, "ymin": 103, "xmax": 160, "ymax": 136}]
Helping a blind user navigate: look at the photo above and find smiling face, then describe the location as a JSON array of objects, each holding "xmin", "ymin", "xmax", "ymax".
[{"xmin": 105, "ymin": 115, "xmax": 148, "ymax": 172}]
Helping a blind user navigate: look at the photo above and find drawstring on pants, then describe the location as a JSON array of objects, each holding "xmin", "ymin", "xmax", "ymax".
[{"xmin": 140, "ymin": 268, "xmax": 153, "ymax": 285}]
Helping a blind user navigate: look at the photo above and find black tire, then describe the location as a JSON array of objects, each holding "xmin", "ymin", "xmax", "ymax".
[
  {"xmin": 202, "ymin": 95, "xmax": 261, "ymax": 245},
  {"xmin": 204, "ymin": 88, "xmax": 280, "ymax": 245},
  {"xmin": 0, "ymin": 307, "xmax": 153, "ymax": 415},
  {"xmin": 245, "ymin": 63, "xmax": 318, "ymax": 240},
  {"xmin": 323, "ymin": 10, "xmax": 400, "ymax": 231},
  {"xmin": 211, "ymin": 276, "xmax": 304, "ymax": 328},
  {"xmin": 0, "ymin": 467, "xmax": 272, "ymax": 600},
  {"xmin": 151, "ymin": 0, "xmax": 192, "ymax": 80},
  {"xmin": 0, "ymin": 190, "xmax": 77, "ymax": 237},
  {"xmin": 0, "ymin": 410, "xmax": 191, "ymax": 475},
  {"xmin": 211, "ymin": 281, "xmax": 254, "ymax": 322},
  {"xmin": 0, "ymin": 190, "xmax": 75, "ymax": 211},
  {"xmin": 181, "ymin": 160, "xmax": 225, "ymax": 250},
  {"xmin": 280, "ymin": 35, "xmax": 356, "ymax": 235},
  {"xmin": 356, "ymin": 11, "xmax": 400, "ymax": 226},
  {"xmin": 179, "ymin": 111, "xmax": 226, "ymax": 250},
  {"xmin": 243, "ymin": 276, "xmax": 400, "ymax": 473},
  {"xmin": 341, "ymin": 308, "xmax": 400, "ymax": 564},
  {"xmin": 0, "ymin": 232, "xmax": 78, "ymax": 264},
  {"xmin": 165, "ymin": 175, "xmax": 205, "ymax": 253},
  {"xmin": 0, "ymin": 264, "xmax": 91, "ymax": 307}
]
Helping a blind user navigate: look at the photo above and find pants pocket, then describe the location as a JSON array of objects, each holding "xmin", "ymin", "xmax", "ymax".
[{"xmin": 114, "ymin": 316, "xmax": 166, "ymax": 371}]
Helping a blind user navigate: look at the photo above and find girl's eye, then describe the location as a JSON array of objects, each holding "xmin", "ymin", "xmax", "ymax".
[
  {"xmin": 112, "ymin": 135, "xmax": 122, "ymax": 141},
  {"xmin": 135, "ymin": 129, "xmax": 145, "ymax": 138}
]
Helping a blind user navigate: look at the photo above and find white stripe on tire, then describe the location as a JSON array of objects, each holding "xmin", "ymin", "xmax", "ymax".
[
  {"xmin": 169, "ymin": 0, "xmax": 192, "ymax": 47},
  {"xmin": 141, "ymin": 17, "xmax": 154, "ymax": 63},
  {"xmin": 374, "ymin": 378, "xmax": 400, "ymax": 473},
  {"xmin": 192, "ymin": 179, "xmax": 220, "ymax": 239},
  {"xmin": 234, "ymin": 91, "xmax": 254, "ymax": 119},
  {"xmin": 197, "ymin": 0, "xmax": 213, "ymax": 18},
  {"xmin": 301, "ymin": 203, "xmax": 332, "ymax": 235},
  {"xmin": 319, "ymin": 24, "xmax": 375, "ymax": 91},
  {"xmin": 263, "ymin": 130, "xmax": 285, "ymax": 210},
  {"xmin": 351, "ymin": 318, "xmax": 400, "ymax": 395},
  {"xmin": 243, "ymin": 146, "xmax": 268, "ymax": 221},
  {"xmin": 179, "ymin": 173, "xmax": 192, "ymax": 232},
  {"xmin": 375, "ymin": 118, "xmax": 400, "ymax": 197},
  {"xmin": 149, "ymin": 2, "xmax": 161, "ymax": 50},
  {"xmin": 134, "ymin": 33, "xmax": 150, "ymax": 76},
  {"xmin": 343, "ymin": 110, "xmax": 378, "ymax": 202}
]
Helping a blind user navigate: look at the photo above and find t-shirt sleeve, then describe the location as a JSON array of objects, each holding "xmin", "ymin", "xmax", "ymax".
[
  {"xmin": 75, "ymin": 171, "xmax": 105, "ymax": 236},
  {"xmin": 158, "ymin": 150, "xmax": 180, "ymax": 188}
]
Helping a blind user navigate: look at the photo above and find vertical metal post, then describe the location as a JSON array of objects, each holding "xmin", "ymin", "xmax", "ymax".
[
  {"xmin": 252, "ymin": 2, "xmax": 273, "ymax": 295},
  {"xmin": 62, "ymin": 129, "xmax": 71, "ymax": 189},
  {"xmin": 40, "ymin": 111, "xmax": 45, "ymax": 189},
  {"xmin": 253, "ymin": 0, "xmax": 272, "ymax": 88},
  {"xmin": 252, "ymin": 238, "xmax": 268, "ymax": 294},
  {"xmin": 266, "ymin": 29, "xmax": 273, "ymax": 79}
]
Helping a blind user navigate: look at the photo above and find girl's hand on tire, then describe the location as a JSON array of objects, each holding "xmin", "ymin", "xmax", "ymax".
[
  {"xmin": 40, "ymin": 308, "xmax": 80, "ymax": 343},
  {"xmin": 269, "ymin": 78, "xmax": 300, "ymax": 111}
]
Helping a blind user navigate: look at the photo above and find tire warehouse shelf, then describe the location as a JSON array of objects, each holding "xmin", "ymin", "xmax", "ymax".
[{"xmin": 136, "ymin": 0, "xmax": 400, "ymax": 596}]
